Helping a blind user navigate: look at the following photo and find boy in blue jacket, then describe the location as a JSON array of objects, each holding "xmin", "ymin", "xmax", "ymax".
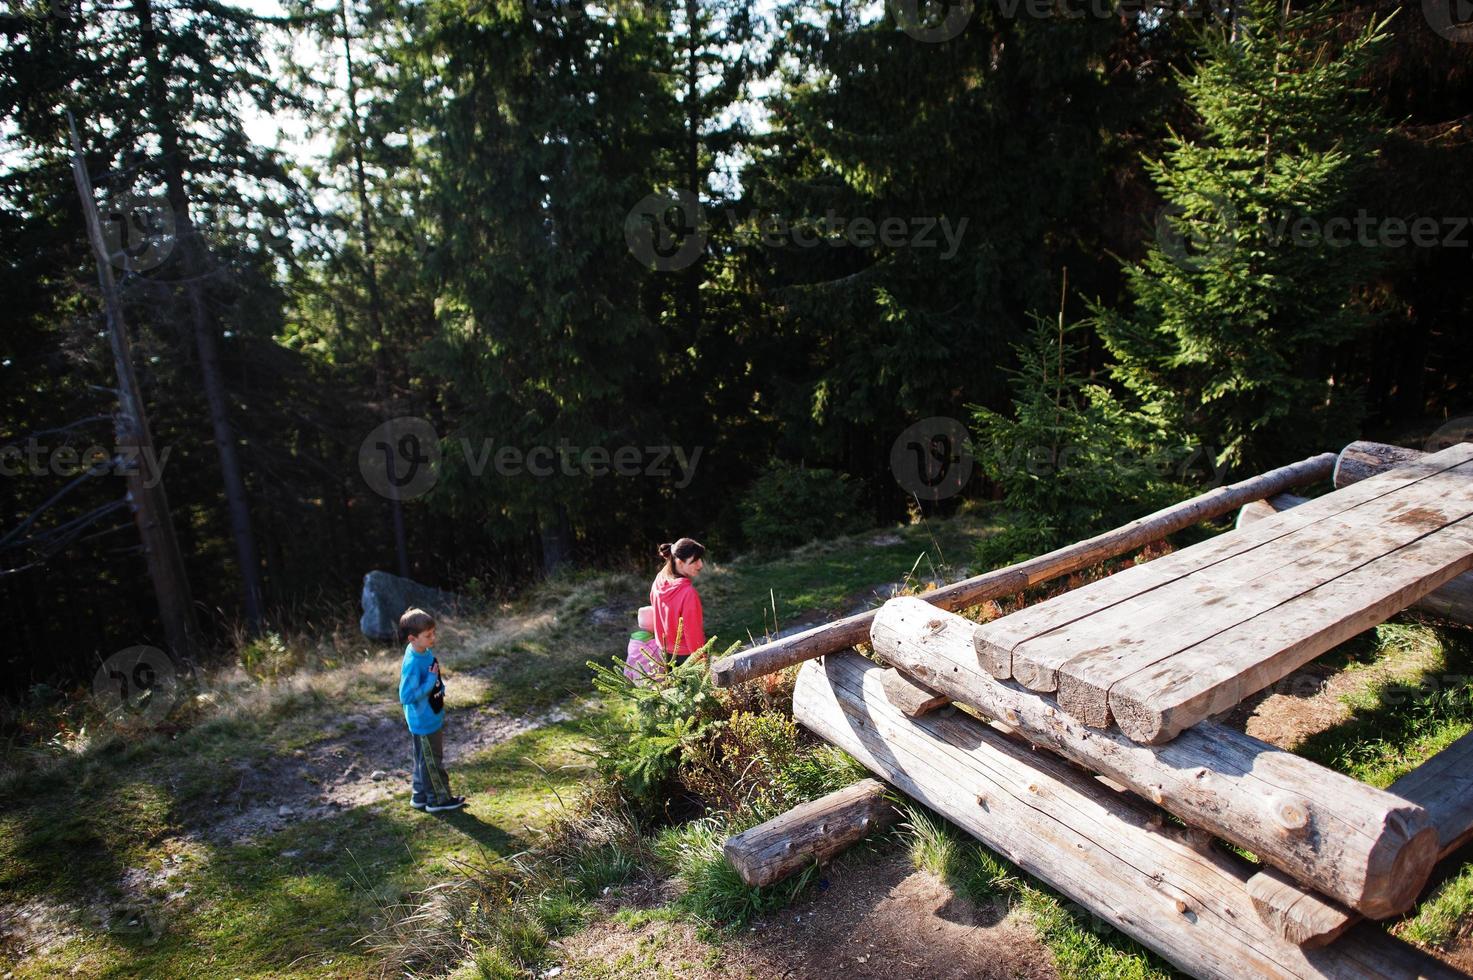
[{"xmin": 398, "ymin": 608, "xmax": 465, "ymax": 812}]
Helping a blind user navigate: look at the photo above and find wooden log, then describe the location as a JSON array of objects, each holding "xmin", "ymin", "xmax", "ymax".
[
  {"xmin": 1110, "ymin": 514, "xmax": 1473, "ymax": 744},
  {"xmin": 870, "ymin": 597, "xmax": 1438, "ymax": 918},
  {"xmin": 979, "ymin": 445, "xmax": 1473, "ymax": 688},
  {"xmin": 721, "ymin": 778, "xmax": 898, "ymax": 888},
  {"xmin": 1235, "ymin": 493, "xmax": 1310, "ymax": 529},
  {"xmin": 710, "ymin": 452, "xmax": 1337, "ymax": 688},
  {"xmin": 1240, "ymin": 469, "xmax": 1473, "ymax": 627},
  {"xmin": 1061, "ymin": 469, "xmax": 1473, "ymax": 731},
  {"xmin": 1248, "ymin": 732, "xmax": 1473, "ymax": 948},
  {"xmin": 792, "ymin": 652, "xmax": 1462, "ymax": 980},
  {"xmin": 1335, "ymin": 440, "xmax": 1430, "ymax": 489},
  {"xmin": 879, "ymin": 667, "xmax": 950, "ymax": 717}
]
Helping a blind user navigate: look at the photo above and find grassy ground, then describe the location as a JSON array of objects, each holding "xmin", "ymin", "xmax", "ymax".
[
  {"xmin": 0, "ymin": 512, "xmax": 993, "ymax": 977},
  {"xmin": 4, "ymin": 508, "xmax": 1471, "ymax": 978}
]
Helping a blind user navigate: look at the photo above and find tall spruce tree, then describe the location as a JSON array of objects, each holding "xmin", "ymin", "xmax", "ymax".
[
  {"xmin": 738, "ymin": 0, "xmax": 1122, "ymax": 514},
  {"xmin": 1094, "ymin": 0, "xmax": 1392, "ymax": 475},
  {"xmin": 408, "ymin": 0, "xmax": 689, "ymax": 571}
]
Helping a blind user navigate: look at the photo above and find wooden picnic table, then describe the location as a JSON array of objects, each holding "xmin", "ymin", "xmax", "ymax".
[{"xmin": 975, "ymin": 442, "xmax": 1473, "ymax": 744}]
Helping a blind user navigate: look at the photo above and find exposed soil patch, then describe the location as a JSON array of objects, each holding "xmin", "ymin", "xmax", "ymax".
[
  {"xmin": 188, "ymin": 702, "xmax": 572, "ymax": 845},
  {"xmin": 554, "ymin": 851, "xmax": 1056, "ymax": 979}
]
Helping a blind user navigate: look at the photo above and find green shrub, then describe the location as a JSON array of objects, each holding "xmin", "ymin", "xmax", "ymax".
[
  {"xmin": 739, "ymin": 459, "xmax": 867, "ymax": 551},
  {"xmin": 583, "ymin": 640, "xmax": 733, "ymax": 811},
  {"xmin": 237, "ymin": 632, "xmax": 300, "ymax": 681},
  {"xmin": 972, "ymin": 317, "xmax": 1185, "ymax": 568},
  {"xmin": 651, "ymin": 816, "xmax": 816, "ymax": 927}
]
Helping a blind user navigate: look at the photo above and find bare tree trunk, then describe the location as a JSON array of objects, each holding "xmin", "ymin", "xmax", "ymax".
[
  {"xmin": 67, "ymin": 114, "xmax": 200, "ymax": 660},
  {"xmin": 340, "ymin": 0, "xmax": 410, "ymax": 577},
  {"xmin": 131, "ymin": 0, "xmax": 263, "ymax": 632}
]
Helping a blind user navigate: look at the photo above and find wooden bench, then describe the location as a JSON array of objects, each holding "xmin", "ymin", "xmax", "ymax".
[{"xmin": 975, "ymin": 442, "xmax": 1473, "ymax": 743}]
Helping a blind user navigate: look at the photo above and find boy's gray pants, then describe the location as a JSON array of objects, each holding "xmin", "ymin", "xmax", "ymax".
[{"xmin": 411, "ymin": 728, "xmax": 452, "ymax": 805}]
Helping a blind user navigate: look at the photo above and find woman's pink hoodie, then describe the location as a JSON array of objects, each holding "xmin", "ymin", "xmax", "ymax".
[{"xmin": 650, "ymin": 573, "xmax": 706, "ymax": 657}]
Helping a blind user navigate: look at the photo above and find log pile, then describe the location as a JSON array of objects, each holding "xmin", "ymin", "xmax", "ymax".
[
  {"xmin": 718, "ymin": 441, "xmax": 1473, "ymax": 979},
  {"xmin": 792, "ymin": 653, "xmax": 1466, "ymax": 980}
]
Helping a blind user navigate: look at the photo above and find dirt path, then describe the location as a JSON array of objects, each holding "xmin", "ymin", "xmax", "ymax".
[
  {"xmin": 190, "ymin": 701, "xmax": 573, "ymax": 845},
  {"xmin": 554, "ymin": 850, "xmax": 1056, "ymax": 979}
]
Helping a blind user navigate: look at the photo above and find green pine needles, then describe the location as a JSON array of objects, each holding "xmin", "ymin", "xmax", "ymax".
[
  {"xmin": 972, "ymin": 316, "xmax": 1183, "ymax": 567},
  {"xmin": 1095, "ymin": 0, "xmax": 1395, "ymax": 475}
]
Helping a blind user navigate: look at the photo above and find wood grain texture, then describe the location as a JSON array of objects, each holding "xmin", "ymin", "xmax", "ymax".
[
  {"xmin": 1247, "ymin": 733, "xmax": 1473, "ymax": 948},
  {"xmin": 1054, "ymin": 461, "xmax": 1473, "ymax": 729},
  {"xmin": 1335, "ymin": 441, "xmax": 1430, "ymax": 489},
  {"xmin": 792, "ymin": 652, "xmax": 1462, "ymax": 980},
  {"xmin": 710, "ymin": 452, "xmax": 1337, "ymax": 688},
  {"xmin": 1111, "ymin": 516, "xmax": 1473, "ymax": 744},
  {"xmin": 722, "ymin": 778, "xmax": 897, "ymax": 888},
  {"xmin": 871, "ymin": 597, "xmax": 1438, "ymax": 918},
  {"xmin": 878, "ymin": 667, "xmax": 950, "ymax": 717},
  {"xmin": 1238, "ymin": 487, "xmax": 1473, "ymax": 626},
  {"xmin": 980, "ymin": 444, "xmax": 1473, "ymax": 691}
]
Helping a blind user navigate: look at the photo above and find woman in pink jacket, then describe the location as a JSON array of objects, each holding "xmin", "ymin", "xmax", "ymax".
[{"xmin": 650, "ymin": 538, "xmax": 706, "ymax": 665}]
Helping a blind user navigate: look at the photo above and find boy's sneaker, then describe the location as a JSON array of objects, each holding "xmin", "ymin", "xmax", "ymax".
[
  {"xmin": 425, "ymin": 796, "xmax": 466, "ymax": 812},
  {"xmin": 411, "ymin": 798, "xmax": 427, "ymax": 811}
]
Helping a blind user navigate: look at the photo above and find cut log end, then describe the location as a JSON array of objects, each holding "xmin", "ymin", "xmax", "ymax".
[
  {"xmin": 975, "ymin": 633, "xmax": 1013, "ymax": 679},
  {"xmin": 1364, "ymin": 818, "xmax": 1441, "ymax": 920},
  {"xmin": 1056, "ymin": 673, "xmax": 1112, "ymax": 730}
]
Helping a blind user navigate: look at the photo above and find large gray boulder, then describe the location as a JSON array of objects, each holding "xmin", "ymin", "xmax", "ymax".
[{"xmin": 359, "ymin": 570, "xmax": 463, "ymax": 642}]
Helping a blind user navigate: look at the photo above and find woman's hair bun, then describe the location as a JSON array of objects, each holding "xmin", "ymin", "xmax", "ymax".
[{"xmin": 658, "ymin": 542, "xmax": 673, "ymax": 559}]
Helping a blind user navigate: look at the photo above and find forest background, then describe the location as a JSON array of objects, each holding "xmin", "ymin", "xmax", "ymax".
[{"xmin": 2, "ymin": 0, "xmax": 1470, "ymax": 695}]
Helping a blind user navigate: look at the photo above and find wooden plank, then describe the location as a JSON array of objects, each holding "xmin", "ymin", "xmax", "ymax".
[
  {"xmin": 722, "ymin": 778, "xmax": 898, "ymax": 888},
  {"xmin": 1053, "ymin": 461, "xmax": 1473, "ymax": 727},
  {"xmin": 792, "ymin": 652, "xmax": 1463, "ymax": 980},
  {"xmin": 1236, "ymin": 491, "xmax": 1473, "ymax": 626},
  {"xmin": 976, "ymin": 444, "xmax": 1473, "ymax": 684},
  {"xmin": 1335, "ymin": 441, "xmax": 1430, "ymax": 488},
  {"xmin": 1247, "ymin": 869, "xmax": 1358, "ymax": 949},
  {"xmin": 1248, "ymin": 732, "xmax": 1473, "ymax": 948},
  {"xmin": 878, "ymin": 667, "xmax": 950, "ymax": 717},
  {"xmin": 1111, "ymin": 516, "xmax": 1473, "ymax": 744},
  {"xmin": 870, "ymin": 597, "xmax": 1438, "ymax": 917},
  {"xmin": 1393, "ymin": 731, "xmax": 1473, "ymax": 856},
  {"xmin": 709, "ymin": 452, "xmax": 1338, "ymax": 688}
]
